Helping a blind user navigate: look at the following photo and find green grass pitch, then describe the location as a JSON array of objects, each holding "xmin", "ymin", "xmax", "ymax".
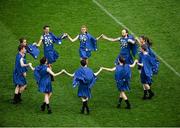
[{"xmin": 0, "ymin": 0, "xmax": 180, "ymax": 127}]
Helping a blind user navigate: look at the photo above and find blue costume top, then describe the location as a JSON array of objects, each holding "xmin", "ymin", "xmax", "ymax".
[
  {"xmin": 79, "ymin": 33, "xmax": 97, "ymax": 58},
  {"xmin": 42, "ymin": 32, "xmax": 63, "ymax": 64},
  {"xmin": 138, "ymin": 43, "xmax": 159, "ymax": 75},
  {"xmin": 147, "ymin": 46, "xmax": 160, "ymax": 75},
  {"xmin": 139, "ymin": 53, "xmax": 155, "ymax": 84},
  {"xmin": 34, "ymin": 65, "xmax": 52, "ymax": 93},
  {"xmin": 115, "ymin": 64, "xmax": 131, "ymax": 91},
  {"xmin": 140, "ymin": 53, "xmax": 153, "ymax": 77},
  {"xmin": 115, "ymin": 34, "xmax": 137, "ymax": 64},
  {"xmin": 73, "ymin": 67, "xmax": 97, "ymax": 98},
  {"xmin": 13, "ymin": 53, "xmax": 27, "ymax": 86}
]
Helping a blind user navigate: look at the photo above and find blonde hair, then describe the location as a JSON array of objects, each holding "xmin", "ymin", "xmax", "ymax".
[{"xmin": 81, "ymin": 25, "xmax": 88, "ymax": 32}]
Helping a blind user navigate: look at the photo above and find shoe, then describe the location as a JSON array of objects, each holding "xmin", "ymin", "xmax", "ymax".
[
  {"xmin": 117, "ymin": 104, "xmax": 121, "ymax": 108},
  {"xmin": 47, "ymin": 108, "xmax": 52, "ymax": 114}
]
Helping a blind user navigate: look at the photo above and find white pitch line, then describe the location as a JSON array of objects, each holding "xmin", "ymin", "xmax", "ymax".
[{"xmin": 92, "ymin": 0, "xmax": 180, "ymax": 78}]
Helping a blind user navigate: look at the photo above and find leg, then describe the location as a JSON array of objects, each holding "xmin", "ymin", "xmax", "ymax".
[
  {"xmin": 48, "ymin": 92, "xmax": 52, "ymax": 100},
  {"xmin": 17, "ymin": 85, "xmax": 27, "ymax": 102},
  {"xmin": 45, "ymin": 93, "xmax": 52, "ymax": 114},
  {"xmin": 85, "ymin": 98, "xmax": 89, "ymax": 114},
  {"xmin": 40, "ymin": 94, "xmax": 46, "ymax": 111},
  {"xmin": 81, "ymin": 97, "xmax": 86, "ymax": 114},
  {"xmin": 12, "ymin": 86, "xmax": 20, "ymax": 104},
  {"xmin": 81, "ymin": 97, "xmax": 89, "ymax": 114},
  {"xmin": 142, "ymin": 84, "xmax": 148, "ymax": 100},
  {"xmin": 117, "ymin": 92, "xmax": 123, "ymax": 108},
  {"xmin": 145, "ymin": 84, "xmax": 154, "ymax": 99},
  {"xmin": 121, "ymin": 91, "xmax": 131, "ymax": 109}
]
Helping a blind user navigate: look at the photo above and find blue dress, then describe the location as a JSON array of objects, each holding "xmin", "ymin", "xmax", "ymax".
[
  {"xmin": 115, "ymin": 64, "xmax": 131, "ymax": 91},
  {"xmin": 73, "ymin": 67, "xmax": 97, "ymax": 98},
  {"xmin": 13, "ymin": 53, "xmax": 27, "ymax": 86},
  {"xmin": 139, "ymin": 53, "xmax": 154, "ymax": 85},
  {"xmin": 115, "ymin": 35, "xmax": 137, "ymax": 65},
  {"xmin": 147, "ymin": 46, "xmax": 160, "ymax": 75},
  {"xmin": 42, "ymin": 32, "xmax": 62, "ymax": 64},
  {"xmin": 79, "ymin": 33, "xmax": 97, "ymax": 59},
  {"xmin": 138, "ymin": 44, "xmax": 160, "ymax": 75},
  {"xmin": 34, "ymin": 65, "xmax": 52, "ymax": 93}
]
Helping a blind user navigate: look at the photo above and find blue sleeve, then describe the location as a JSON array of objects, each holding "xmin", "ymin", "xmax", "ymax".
[
  {"xmin": 27, "ymin": 44, "xmax": 40, "ymax": 59},
  {"xmin": 86, "ymin": 33, "xmax": 97, "ymax": 51},
  {"xmin": 72, "ymin": 69, "xmax": 85, "ymax": 87},
  {"xmin": 88, "ymin": 74, "xmax": 97, "ymax": 89},
  {"xmin": 129, "ymin": 35, "xmax": 137, "ymax": 57},
  {"xmin": 149, "ymin": 48, "xmax": 157, "ymax": 58},
  {"xmin": 50, "ymin": 32, "xmax": 62, "ymax": 45},
  {"xmin": 34, "ymin": 66, "xmax": 41, "ymax": 84}
]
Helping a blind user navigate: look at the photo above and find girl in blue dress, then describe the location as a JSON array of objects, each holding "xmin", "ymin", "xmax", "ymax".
[
  {"xmin": 66, "ymin": 25, "xmax": 102, "ymax": 62},
  {"xmin": 101, "ymin": 29, "xmax": 137, "ymax": 65},
  {"xmin": 136, "ymin": 36, "xmax": 160, "ymax": 75},
  {"xmin": 29, "ymin": 57, "xmax": 64, "ymax": 114},
  {"xmin": 101, "ymin": 57, "xmax": 137, "ymax": 109},
  {"xmin": 63, "ymin": 59, "xmax": 102, "ymax": 114},
  {"xmin": 137, "ymin": 45, "xmax": 155, "ymax": 100},
  {"xmin": 35, "ymin": 25, "xmax": 66, "ymax": 81},
  {"xmin": 12, "ymin": 45, "xmax": 31, "ymax": 104},
  {"xmin": 36, "ymin": 25, "xmax": 66, "ymax": 64}
]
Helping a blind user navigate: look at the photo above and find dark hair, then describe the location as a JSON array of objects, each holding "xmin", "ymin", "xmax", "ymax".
[
  {"xmin": 18, "ymin": 44, "xmax": 25, "ymax": 51},
  {"xmin": 19, "ymin": 37, "xmax": 26, "ymax": 44},
  {"xmin": 145, "ymin": 37, "xmax": 152, "ymax": 46},
  {"xmin": 40, "ymin": 57, "xmax": 47, "ymax": 65},
  {"xmin": 141, "ymin": 44, "xmax": 148, "ymax": 51},
  {"xmin": 80, "ymin": 59, "xmax": 87, "ymax": 67},
  {"xmin": 124, "ymin": 29, "xmax": 128, "ymax": 33},
  {"xmin": 140, "ymin": 35, "xmax": 145, "ymax": 40},
  {"xmin": 118, "ymin": 56, "xmax": 125, "ymax": 65},
  {"xmin": 43, "ymin": 25, "xmax": 50, "ymax": 29},
  {"xmin": 140, "ymin": 35, "xmax": 152, "ymax": 46}
]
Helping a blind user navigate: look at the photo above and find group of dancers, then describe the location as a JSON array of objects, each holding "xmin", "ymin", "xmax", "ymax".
[{"xmin": 12, "ymin": 25, "xmax": 159, "ymax": 114}]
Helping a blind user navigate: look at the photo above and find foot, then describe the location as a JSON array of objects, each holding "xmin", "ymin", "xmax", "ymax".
[
  {"xmin": 12, "ymin": 99, "xmax": 19, "ymax": 104},
  {"xmin": 142, "ymin": 96, "xmax": 148, "ymax": 100},
  {"xmin": 18, "ymin": 98, "xmax": 22, "ymax": 102},
  {"xmin": 125, "ymin": 106, "xmax": 131, "ymax": 109},
  {"xmin": 86, "ymin": 109, "xmax": 90, "ymax": 115},
  {"xmin": 80, "ymin": 109, "xmax": 84, "ymax": 114},
  {"xmin": 148, "ymin": 92, "xmax": 155, "ymax": 99},
  {"xmin": 117, "ymin": 104, "xmax": 121, "ymax": 108},
  {"xmin": 41, "ymin": 105, "xmax": 45, "ymax": 111},
  {"xmin": 47, "ymin": 108, "xmax": 52, "ymax": 114}
]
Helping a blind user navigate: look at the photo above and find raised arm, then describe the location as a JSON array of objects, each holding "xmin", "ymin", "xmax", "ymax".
[
  {"xmin": 47, "ymin": 68, "xmax": 64, "ymax": 77},
  {"xmin": 102, "ymin": 34, "xmax": 120, "ymax": 42},
  {"xmin": 135, "ymin": 37, "xmax": 141, "ymax": 45},
  {"xmin": 35, "ymin": 35, "xmax": 43, "ymax": 47},
  {"xmin": 94, "ymin": 67, "xmax": 103, "ymax": 76},
  {"xmin": 96, "ymin": 34, "xmax": 103, "ymax": 40},
  {"xmin": 67, "ymin": 34, "xmax": 79, "ymax": 42},
  {"xmin": 129, "ymin": 60, "xmax": 138, "ymax": 68},
  {"xmin": 63, "ymin": 70, "xmax": 74, "ymax": 77},
  {"xmin": 101, "ymin": 67, "xmax": 116, "ymax": 72},
  {"xmin": 61, "ymin": 33, "xmax": 68, "ymax": 39}
]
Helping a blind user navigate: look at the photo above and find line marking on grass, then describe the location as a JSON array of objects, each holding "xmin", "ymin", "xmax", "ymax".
[{"xmin": 92, "ymin": 0, "xmax": 180, "ymax": 78}]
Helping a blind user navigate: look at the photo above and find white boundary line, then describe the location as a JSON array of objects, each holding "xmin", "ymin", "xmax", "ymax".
[{"xmin": 92, "ymin": 0, "xmax": 180, "ymax": 78}]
